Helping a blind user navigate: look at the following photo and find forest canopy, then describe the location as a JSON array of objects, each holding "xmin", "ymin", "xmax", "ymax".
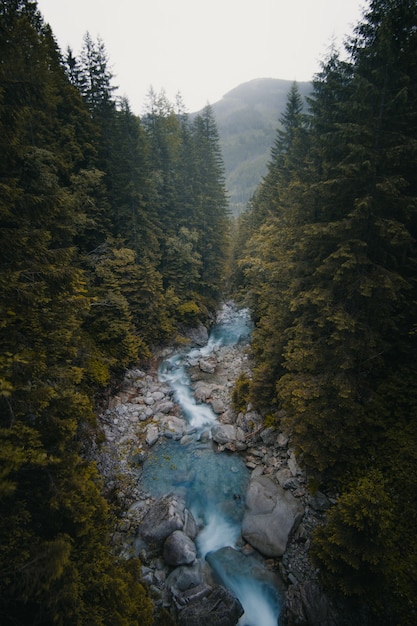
[
  {"xmin": 233, "ymin": 1, "xmax": 417, "ymax": 623},
  {"xmin": 0, "ymin": 1, "xmax": 229, "ymax": 623}
]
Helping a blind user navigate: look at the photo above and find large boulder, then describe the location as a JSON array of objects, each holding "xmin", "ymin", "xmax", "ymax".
[
  {"xmin": 177, "ymin": 585, "xmax": 244, "ymax": 626},
  {"xmin": 279, "ymin": 582, "xmax": 369, "ymax": 626},
  {"xmin": 163, "ymin": 530, "xmax": 197, "ymax": 566},
  {"xmin": 242, "ymin": 475, "xmax": 304, "ymax": 557},
  {"xmin": 139, "ymin": 494, "xmax": 186, "ymax": 547},
  {"xmin": 211, "ymin": 423, "xmax": 246, "ymax": 450}
]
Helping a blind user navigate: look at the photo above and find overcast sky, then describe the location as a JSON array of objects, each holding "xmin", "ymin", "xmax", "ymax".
[{"xmin": 36, "ymin": 0, "xmax": 365, "ymax": 114}]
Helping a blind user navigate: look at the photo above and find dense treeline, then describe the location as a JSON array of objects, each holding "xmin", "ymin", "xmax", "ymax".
[
  {"xmin": 0, "ymin": 1, "xmax": 229, "ymax": 623},
  {"xmin": 233, "ymin": 0, "xmax": 417, "ymax": 623}
]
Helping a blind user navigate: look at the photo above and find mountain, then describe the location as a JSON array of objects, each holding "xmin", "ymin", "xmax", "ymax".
[{"xmin": 209, "ymin": 78, "xmax": 312, "ymax": 215}]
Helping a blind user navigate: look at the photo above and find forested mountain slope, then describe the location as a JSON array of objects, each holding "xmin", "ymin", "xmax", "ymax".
[
  {"xmin": 233, "ymin": 1, "xmax": 417, "ymax": 623},
  {"xmin": 208, "ymin": 78, "xmax": 312, "ymax": 215},
  {"xmin": 0, "ymin": 2, "xmax": 229, "ymax": 623}
]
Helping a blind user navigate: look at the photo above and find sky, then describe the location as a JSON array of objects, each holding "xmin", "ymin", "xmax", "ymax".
[{"xmin": 36, "ymin": 0, "xmax": 365, "ymax": 114}]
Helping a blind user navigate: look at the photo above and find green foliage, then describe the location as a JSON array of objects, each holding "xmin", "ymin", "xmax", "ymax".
[
  {"xmin": 1, "ymin": 3, "xmax": 230, "ymax": 624},
  {"xmin": 232, "ymin": 1, "xmax": 417, "ymax": 621},
  {"xmin": 232, "ymin": 372, "xmax": 251, "ymax": 413}
]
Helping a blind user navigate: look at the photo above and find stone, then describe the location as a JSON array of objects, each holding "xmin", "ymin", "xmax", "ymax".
[
  {"xmin": 309, "ymin": 491, "xmax": 331, "ymax": 512},
  {"xmin": 242, "ymin": 475, "xmax": 304, "ymax": 557},
  {"xmin": 260, "ymin": 426, "xmax": 277, "ymax": 446},
  {"xmin": 209, "ymin": 398, "xmax": 226, "ymax": 414},
  {"xmin": 145, "ymin": 424, "xmax": 159, "ymax": 447},
  {"xmin": 287, "ymin": 450, "xmax": 303, "ymax": 477},
  {"xmin": 277, "ymin": 432, "xmax": 289, "ymax": 448},
  {"xmin": 139, "ymin": 494, "xmax": 186, "ymax": 547},
  {"xmin": 156, "ymin": 401, "xmax": 175, "ymax": 414},
  {"xmin": 193, "ymin": 382, "xmax": 215, "ymax": 402},
  {"xmin": 163, "ymin": 530, "xmax": 197, "ymax": 566},
  {"xmin": 211, "ymin": 423, "xmax": 245, "ymax": 446},
  {"xmin": 165, "ymin": 562, "xmax": 208, "ymax": 609},
  {"xmin": 279, "ymin": 582, "xmax": 352, "ymax": 626},
  {"xmin": 176, "ymin": 585, "xmax": 244, "ymax": 626},
  {"xmin": 184, "ymin": 323, "xmax": 209, "ymax": 347},
  {"xmin": 161, "ymin": 416, "xmax": 187, "ymax": 440},
  {"xmin": 199, "ymin": 359, "xmax": 216, "ymax": 374}
]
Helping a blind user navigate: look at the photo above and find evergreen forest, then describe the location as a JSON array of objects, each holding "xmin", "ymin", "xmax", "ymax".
[
  {"xmin": 0, "ymin": 1, "xmax": 229, "ymax": 623},
  {"xmin": 234, "ymin": 1, "xmax": 417, "ymax": 623},
  {"xmin": 1, "ymin": 0, "xmax": 417, "ymax": 625}
]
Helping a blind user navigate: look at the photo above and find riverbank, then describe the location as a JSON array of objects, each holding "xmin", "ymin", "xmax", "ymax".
[{"xmin": 91, "ymin": 304, "xmax": 348, "ymax": 625}]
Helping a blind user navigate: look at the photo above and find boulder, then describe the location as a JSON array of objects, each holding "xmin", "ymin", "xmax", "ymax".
[
  {"xmin": 193, "ymin": 382, "xmax": 215, "ymax": 402},
  {"xmin": 209, "ymin": 398, "xmax": 226, "ymax": 414},
  {"xmin": 161, "ymin": 415, "xmax": 187, "ymax": 440},
  {"xmin": 242, "ymin": 475, "xmax": 304, "ymax": 557},
  {"xmin": 156, "ymin": 400, "xmax": 175, "ymax": 414},
  {"xmin": 177, "ymin": 585, "xmax": 244, "ymax": 626},
  {"xmin": 139, "ymin": 494, "xmax": 186, "ymax": 547},
  {"xmin": 163, "ymin": 530, "xmax": 197, "ymax": 566},
  {"xmin": 184, "ymin": 323, "xmax": 209, "ymax": 347},
  {"xmin": 145, "ymin": 424, "xmax": 159, "ymax": 447},
  {"xmin": 166, "ymin": 561, "xmax": 205, "ymax": 594},
  {"xmin": 199, "ymin": 359, "xmax": 216, "ymax": 374},
  {"xmin": 278, "ymin": 581, "xmax": 368, "ymax": 626},
  {"xmin": 212, "ymin": 423, "xmax": 235, "ymax": 444}
]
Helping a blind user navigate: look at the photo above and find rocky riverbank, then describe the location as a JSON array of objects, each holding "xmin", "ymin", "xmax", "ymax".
[{"xmin": 92, "ymin": 307, "xmax": 353, "ymax": 625}]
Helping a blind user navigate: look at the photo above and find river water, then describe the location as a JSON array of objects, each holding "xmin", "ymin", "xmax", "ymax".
[{"xmin": 141, "ymin": 303, "xmax": 282, "ymax": 625}]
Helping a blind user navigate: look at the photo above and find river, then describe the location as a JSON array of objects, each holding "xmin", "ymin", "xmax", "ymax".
[{"xmin": 140, "ymin": 303, "xmax": 282, "ymax": 625}]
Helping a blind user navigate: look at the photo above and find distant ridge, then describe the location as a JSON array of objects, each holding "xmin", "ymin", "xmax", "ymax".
[{"xmin": 206, "ymin": 78, "xmax": 312, "ymax": 215}]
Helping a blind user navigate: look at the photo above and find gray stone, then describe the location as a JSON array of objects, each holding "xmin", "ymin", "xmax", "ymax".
[
  {"xmin": 184, "ymin": 323, "xmax": 209, "ymax": 347},
  {"xmin": 145, "ymin": 424, "xmax": 159, "ymax": 446},
  {"xmin": 161, "ymin": 416, "xmax": 187, "ymax": 440},
  {"xmin": 199, "ymin": 359, "xmax": 216, "ymax": 374},
  {"xmin": 139, "ymin": 494, "xmax": 186, "ymax": 547},
  {"xmin": 277, "ymin": 432, "xmax": 289, "ymax": 448},
  {"xmin": 309, "ymin": 491, "xmax": 331, "ymax": 512},
  {"xmin": 209, "ymin": 398, "xmax": 226, "ymax": 414},
  {"xmin": 288, "ymin": 450, "xmax": 303, "ymax": 477},
  {"xmin": 260, "ymin": 426, "xmax": 277, "ymax": 446},
  {"xmin": 166, "ymin": 560, "xmax": 205, "ymax": 594},
  {"xmin": 163, "ymin": 530, "xmax": 197, "ymax": 566},
  {"xmin": 157, "ymin": 400, "xmax": 175, "ymax": 414},
  {"xmin": 211, "ymin": 423, "xmax": 236, "ymax": 444},
  {"xmin": 278, "ymin": 582, "xmax": 362, "ymax": 626},
  {"xmin": 242, "ymin": 475, "xmax": 304, "ymax": 557},
  {"xmin": 177, "ymin": 585, "xmax": 243, "ymax": 626}
]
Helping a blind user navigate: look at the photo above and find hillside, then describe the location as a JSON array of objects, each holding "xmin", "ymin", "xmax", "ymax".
[{"xmin": 209, "ymin": 78, "xmax": 312, "ymax": 215}]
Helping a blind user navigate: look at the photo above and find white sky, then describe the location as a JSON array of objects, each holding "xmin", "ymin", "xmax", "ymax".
[{"xmin": 36, "ymin": 0, "xmax": 365, "ymax": 114}]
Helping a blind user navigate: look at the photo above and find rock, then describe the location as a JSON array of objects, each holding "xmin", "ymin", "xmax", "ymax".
[
  {"xmin": 139, "ymin": 494, "xmax": 186, "ymax": 547},
  {"xmin": 287, "ymin": 450, "xmax": 303, "ymax": 477},
  {"xmin": 166, "ymin": 561, "xmax": 205, "ymax": 595},
  {"xmin": 145, "ymin": 424, "xmax": 159, "ymax": 447},
  {"xmin": 211, "ymin": 423, "xmax": 245, "ymax": 446},
  {"xmin": 242, "ymin": 475, "xmax": 304, "ymax": 557},
  {"xmin": 199, "ymin": 359, "xmax": 216, "ymax": 374},
  {"xmin": 279, "ymin": 582, "xmax": 343, "ymax": 626},
  {"xmin": 183, "ymin": 508, "xmax": 198, "ymax": 540},
  {"xmin": 209, "ymin": 398, "xmax": 226, "ymax": 414},
  {"xmin": 163, "ymin": 530, "xmax": 197, "ymax": 566},
  {"xmin": 177, "ymin": 585, "xmax": 244, "ymax": 626},
  {"xmin": 206, "ymin": 546, "xmax": 284, "ymax": 600},
  {"xmin": 157, "ymin": 400, "xmax": 175, "ymax": 414},
  {"xmin": 309, "ymin": 491, "xmax": 331, "ymax": 512},
  {"xmin": 260, "ymin": 426, "xmax": 277, "ymax": 446},
  {"xmin": 184, "ymin": 323, "xmax": 209, "ymax": 347},
  {"xmin": 193, "ymin": 382, "xmax": 215, "ymax": 402},
  {"xmin": 212, "ymin": 423, "xmax": 235, "ymax": 444},
  {"xmin": 277, "ymin": 432, "xmax": 289, "ymax": 448},
  {"xmin": 161, "ymin": 416, "xmax": 187, "ymax": 440}
]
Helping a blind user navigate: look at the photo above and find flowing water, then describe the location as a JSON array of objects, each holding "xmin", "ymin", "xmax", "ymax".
[{"xmin": 141, "ymin": 303, "xmax": 282, "ymax": 625}]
